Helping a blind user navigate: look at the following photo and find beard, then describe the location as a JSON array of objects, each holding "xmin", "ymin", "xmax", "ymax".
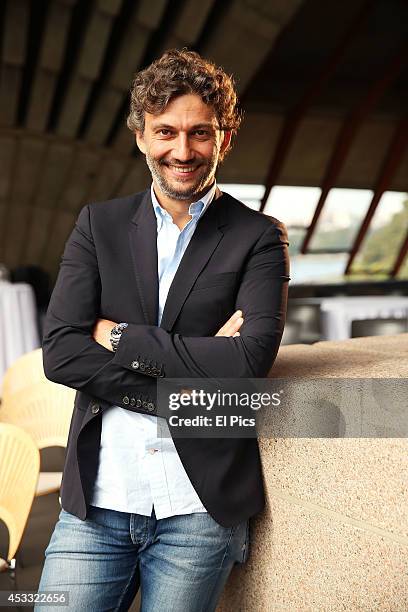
[{"xmin": 144, "ymin": 148, "xmax": 219, "ymax": 201}]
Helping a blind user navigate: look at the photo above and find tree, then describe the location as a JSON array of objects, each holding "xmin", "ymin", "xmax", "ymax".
[{"xmin": 352, "ymin": 197, "xmax": 408, "ymax": 276}]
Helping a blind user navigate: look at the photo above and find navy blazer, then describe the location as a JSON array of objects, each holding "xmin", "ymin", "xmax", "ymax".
[{"xmin": 42, "ymin": 189, "xmax": 290, "ymax": 527}]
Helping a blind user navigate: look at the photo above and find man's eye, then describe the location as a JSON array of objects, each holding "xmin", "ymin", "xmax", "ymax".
[
  {"xmin": 193, "ymin": 130, "xmax": 208, "ymax": 136},
  {"xmin": 158, "ymin": 129, "xmax": 172, "ymax": 136}
]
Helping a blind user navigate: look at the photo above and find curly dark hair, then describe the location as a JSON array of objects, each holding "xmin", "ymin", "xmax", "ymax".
[{"xmin": 126, "ymin": 49, "xmax": 242, "ymax": 158}]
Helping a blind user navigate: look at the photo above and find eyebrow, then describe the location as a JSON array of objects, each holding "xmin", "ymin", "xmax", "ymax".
[{"xmin": 151, "ymin": 122, "xmax": 217, "ymax": 130}]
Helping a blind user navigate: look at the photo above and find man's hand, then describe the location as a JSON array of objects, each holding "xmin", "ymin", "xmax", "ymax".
[
  {"xmin": 179, "ymin": 310, "xmax": 243, "ymax": 396},
  {"xmin": 92, "ymin": 318, "xmax": 117, "ymax": 351},
  {"xmin": 215, "ymin": 310, "xmax": 244, "ymax": 337}
]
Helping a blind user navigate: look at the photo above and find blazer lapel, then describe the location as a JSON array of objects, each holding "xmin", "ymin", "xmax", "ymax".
[
  {"xmin": 128, "ymin": 190, "xmax": 159, "ymax": 326},
  {"xmin": 160, "ymin": 193, "xmax": 228, "ymax": 332}
]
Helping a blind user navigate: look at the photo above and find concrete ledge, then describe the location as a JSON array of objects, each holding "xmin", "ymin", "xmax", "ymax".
[{"xmin": 218, "ymin": 334, "xmax": 408, "ymax": 611}]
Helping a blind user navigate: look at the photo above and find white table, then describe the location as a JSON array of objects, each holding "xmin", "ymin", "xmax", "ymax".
[
  {"xmin": 0, "ymin": 281, "xmax": 40, "ymax": 387},
  {"xmin": 320, "ymin": 296, "xmax": 408, "ymax": 341}
]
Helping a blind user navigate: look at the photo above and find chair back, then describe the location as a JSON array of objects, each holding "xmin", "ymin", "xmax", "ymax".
[
  {"xmin": 0, "ymin": 423, "xmax": 40, "ymax": 562},
  {"xmin": 1, "ymin": 348, "xmax": 46, "ymax": 403},
  {"xmin": 0, "ymin": 382, "xmax": 75, "ymax": 449}
]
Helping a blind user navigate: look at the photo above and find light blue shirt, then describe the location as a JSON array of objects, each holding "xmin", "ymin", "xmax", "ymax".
[
  {"xmin": 152, "ymin": 182, "xmax": 216, "ymax": 325},
  {"xmin": 91, "ymin": 182, "xmax": 217, "ymax": 518}
]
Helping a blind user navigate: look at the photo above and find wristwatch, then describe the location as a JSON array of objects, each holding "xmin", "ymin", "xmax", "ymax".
[{"xmin": 110, "ymin": 322, "xmax": 128, "ymax": 352}]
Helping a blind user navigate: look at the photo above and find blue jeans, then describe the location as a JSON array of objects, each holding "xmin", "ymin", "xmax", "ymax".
[{"xmin": 35, "ymin": 505, "xmax": 249, "ymax": 611}]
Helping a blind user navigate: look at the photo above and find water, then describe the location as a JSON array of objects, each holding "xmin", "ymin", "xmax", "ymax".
[{"xmin": 290, "ymin": 254, "xmax": 348, "ymax": 284}]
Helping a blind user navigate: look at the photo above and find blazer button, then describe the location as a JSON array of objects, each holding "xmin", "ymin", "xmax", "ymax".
[
  {"xmin": 91, "ymin": 403, "xmax": 100, "ymax": 414},
  {"xmin": 142, "ymin": 401, "xmax": 148, "ymax": 409},
  {"xmin": 145, "ymin": 365, "xmax": 151, "ymax": 374},
  {"xmin": 130, "ymin": 397, "xmax": 136, "ymax": 407},
  {"xmin": 147, "ymin": 402, "xmax": 155, "ymax": 412},
  {"xmin": 152, "ymin": 367, "xmax": 158, "ymax": 376},
  {"xmin": 139, "ymin": 363, "xmax": 145, "ymax": 372},
  {"xmin": 131, "ymin": 360, "xmax": 139, "ymax": 370},
  {"xmin": 123, "ymin": 396, "xmax": 130, "ymax": 405},
  {"xmin": 136, "ymin": 399, "xmax": 142, "ymax": 408}
]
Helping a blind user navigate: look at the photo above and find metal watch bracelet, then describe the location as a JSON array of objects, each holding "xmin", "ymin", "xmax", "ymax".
[{"xmin": 110, "ymin": 322, "xmax": 128, "ymax": 352}]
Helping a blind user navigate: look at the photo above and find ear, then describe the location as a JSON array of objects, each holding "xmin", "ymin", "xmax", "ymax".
[
  {"xmin": 135, "ymin": 130, "xmax": 146, "ymax": 155},
  {"xmin": 220, "ymin": 130, "xmax": 232, "ymax": 155}
]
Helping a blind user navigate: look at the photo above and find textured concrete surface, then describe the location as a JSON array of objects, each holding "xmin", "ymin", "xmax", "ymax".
[{"xmin": 217, "ymin": 334, "xmax": 408, "ymax": 611}]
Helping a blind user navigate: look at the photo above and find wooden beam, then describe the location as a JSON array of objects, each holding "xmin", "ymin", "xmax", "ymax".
[
  {"xmin": 20, "ymin": 139, "xmax": 74, "ymax": 265},
  {"xmin": 344, "ymin": 116, "xmax": 408, "ymax": 274},
  {"xmin": 153, "ymin": 0, "xmax": 215, "ymax": 57},
  {"xmin": 201, "ymin": 0, "xmax": 303, "ymax": 96},
  {"xmin": 26, "ymin": 1, "xmax": 76, "ymax": 131},
  {"xmin": 55, "ymin": 2, "xmax": 122, "ymax": 138},
  {"xmin": 260, "ymin": 0, "xmax": 374, "ymax": 212},
  {"xmin": 45, "ymin": 209, "xmax": 78, "ymax": 280},
  {"xmin": 2, "ymin": 136, "xmax": 47, "ymax": 268},
  {"xmin": 85, "ymin": 0, "xmax": 168, "ymax": 148},
  {"xmin": 84, "ymin": 155, "xmax": 132, "ymax": 202},
  {"xmin": 114, "ymin": 156, "xmax": 151, "ymax": 197},
  {"xmin": 0, "ymin": 134, "xmax": 18, "ymax": 262},
  {"xmin": 0, "ymin": 0, "xmax": 29, "ymax": 126},
  {"xmin": 301, "ymin": 41, "xmax": 408, "ymax": 254}
]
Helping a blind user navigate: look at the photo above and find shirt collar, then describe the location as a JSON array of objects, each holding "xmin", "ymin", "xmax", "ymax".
[{"xmin": 150, "ymin": 181, "xmax": 217, "ymax": 228}]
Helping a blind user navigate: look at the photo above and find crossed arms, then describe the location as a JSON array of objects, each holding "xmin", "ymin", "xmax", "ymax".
[{"xmin": 42, "ymin": 204, "xmax": 290, "ymax": 411}]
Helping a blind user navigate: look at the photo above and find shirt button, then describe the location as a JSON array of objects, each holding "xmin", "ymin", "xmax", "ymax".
[{"xmin": 148, "ymin": 448, "xmax": 158, "ymax": 455}]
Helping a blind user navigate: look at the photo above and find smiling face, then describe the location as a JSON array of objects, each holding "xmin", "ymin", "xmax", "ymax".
[{"xmin": 135, "ymin": 94, "xmax": 231, "ymax": 203}]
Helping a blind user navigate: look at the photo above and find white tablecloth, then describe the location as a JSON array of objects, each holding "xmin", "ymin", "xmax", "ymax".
[
  {"xmin": 0, "ymin": 281, "xmax": 40, "ymax": 387},
  {"xmin": 320, "ymin": 296, "xmax": 408, "ymax": 341}
]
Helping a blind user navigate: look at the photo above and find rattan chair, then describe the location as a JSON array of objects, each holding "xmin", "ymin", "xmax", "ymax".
[
  {"xmin": 1, "ymin": 348, "xmax": 46, "ymax": 403},
  {"xmin": 0, "ymin": 382, "xmax": 75, "ymax": 497},
  {"xmin": 0, "ymin": 423, "xmax": 40, "ymax": 576}
]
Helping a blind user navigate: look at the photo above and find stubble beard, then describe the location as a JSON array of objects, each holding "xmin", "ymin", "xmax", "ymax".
[{"xmin": 145, "ymin": 149, "xmax": 219, "ymax": 201}]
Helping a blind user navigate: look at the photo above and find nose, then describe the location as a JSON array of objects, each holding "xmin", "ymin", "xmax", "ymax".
[{"xmin": 173, "ymin": 133, "xmax": 193, "ymax": 162}]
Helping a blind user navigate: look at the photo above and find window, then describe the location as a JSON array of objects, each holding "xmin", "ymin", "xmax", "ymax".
[
  {"xmin": 217, "ymin": 185, "xmax": 408, "ymax": 284},
  {"xmin": 308, "ymin": 188, "xmax": 373, "ymax": 251},
  {"xmin": 218, "ymin": 183, "xmax": 264, "ymax": 211},
  {"xmin": 350, "ymin": 191, "xmax": 408, "ymax": 277},
  {"xmin": 264, "ymin": 186, "xmax": 348, "ymax": 284}
]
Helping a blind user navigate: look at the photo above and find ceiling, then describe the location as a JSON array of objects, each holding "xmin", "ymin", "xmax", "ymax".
[{"xmin": 0, "ymin": 0, "xmax": 407, "ymax": 279}]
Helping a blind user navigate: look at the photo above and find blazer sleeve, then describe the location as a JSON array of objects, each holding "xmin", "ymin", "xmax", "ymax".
[
  {"xmin": 43, "ymin": 204, "xmax": 290, "ymax": 410},
  {"xmin": 42, "ymin": 204, "xmax": 157, "ymax": 409},
  {"xmin": 114, "ymin": 219, "xmax": 290, "ymax": 378}
]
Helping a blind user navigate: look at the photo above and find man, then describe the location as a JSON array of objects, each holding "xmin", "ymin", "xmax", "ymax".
[{"xmin": 37, "ymin": 49, "xmax": 290, "ymax": 611}]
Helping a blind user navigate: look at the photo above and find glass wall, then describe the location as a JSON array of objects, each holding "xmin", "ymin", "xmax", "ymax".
[
  {"xmin": 350, "ymin": 191, "xmax": 408, "ymax": 279},
  {"xmin": 218, "ymin": 184, "xmax": 408, "ymax": 284}
]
